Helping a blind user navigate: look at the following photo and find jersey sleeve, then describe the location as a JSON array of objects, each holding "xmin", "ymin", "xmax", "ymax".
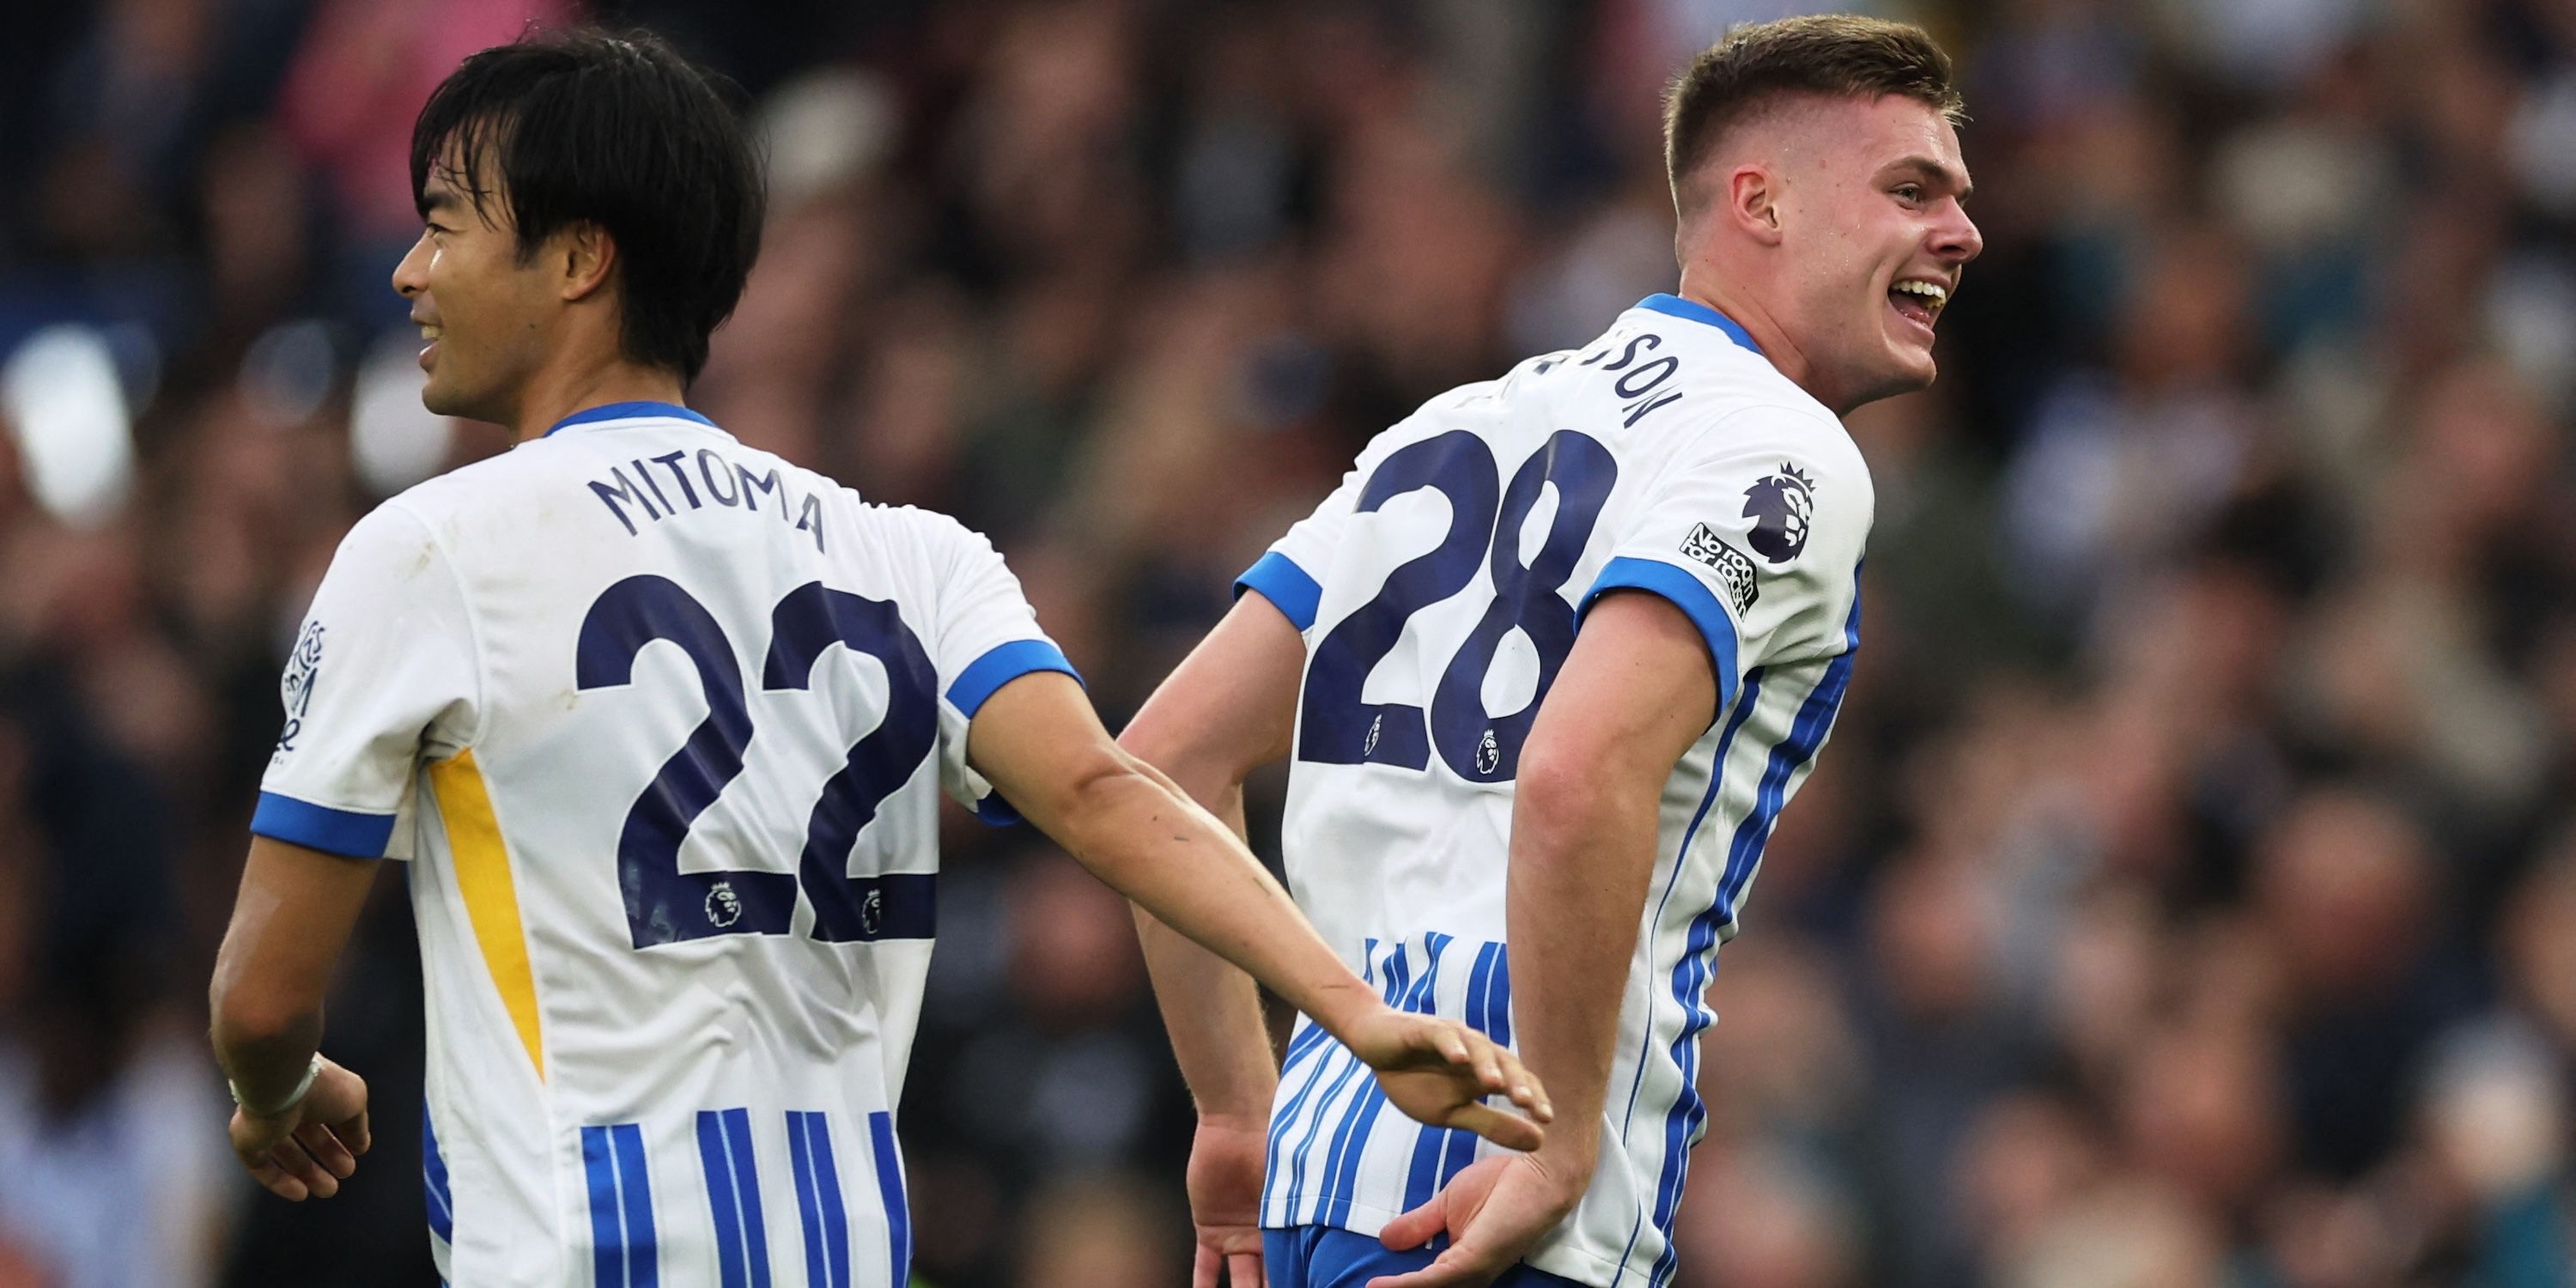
[
  {"xmin": 1577, "ymin": 406, "xmax": 1870, "ymax": 718},
  {"xmin": 921, "ymin": 519, "xmax": 1082, "ymax": 824},
  {"xmin": 1233, "ymin": 460, "xmax": 1366, "ymax": 634},
  {"xmin": 253, "ymin": 503, "xmax": 480, "ymax": 860}
]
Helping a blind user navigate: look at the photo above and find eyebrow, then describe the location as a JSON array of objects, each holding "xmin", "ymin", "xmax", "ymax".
[
  {"xmin": 1890, "ymin": 155, "xmax": 1973, "ymax": 204},
  {"xmin": 417, "ymin": 188, "xmax": 459, "ymax": 220}
]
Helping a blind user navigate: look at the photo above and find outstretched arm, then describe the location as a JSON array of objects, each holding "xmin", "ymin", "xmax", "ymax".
[
  {"xmin": 1370, "ymin": 590, "xmax": 1716, "ymax": 1288},
  {"xmin": 968, "ymin": 668, "xmax": 1552, "ymax": 1151}
]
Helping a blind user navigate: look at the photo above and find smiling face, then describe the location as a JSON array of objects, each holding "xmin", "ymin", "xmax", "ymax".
[
  {"xmin": 1771, "ymin": 93, "xmax": 1982, "ymax": 409},
  {"xmin": 390, "ymin": 149, "xmax": 568, "ymax": 426}
]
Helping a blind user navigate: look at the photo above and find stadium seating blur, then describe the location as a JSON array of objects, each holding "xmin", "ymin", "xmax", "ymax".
[{"xmin": 1, "ymin": 1, "xmax": 2571, "ymax": 1285}]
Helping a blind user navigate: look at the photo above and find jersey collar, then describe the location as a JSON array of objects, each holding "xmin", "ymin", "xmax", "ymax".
[
  {"xmin": 544, "ymin": 400, "xmax": 720, "ymax": 436},
  {"xmin": 1636, "ymin": 294, "xmax": 1762, "ymax": 355}
]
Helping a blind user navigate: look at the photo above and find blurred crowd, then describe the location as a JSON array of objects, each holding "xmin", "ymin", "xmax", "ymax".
[{"xmin": 3, "ymin": 0, "xmax": 2573, "ymax": 1285}]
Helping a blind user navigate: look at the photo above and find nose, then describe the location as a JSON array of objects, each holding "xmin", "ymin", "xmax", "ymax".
[
  {"xmin": 1935, "ymin": 198, "xmax": 1983, "ymax": 265},
  {"xmin": 392, "ymin": 231, "xmax": 431, "ymax": 300}
]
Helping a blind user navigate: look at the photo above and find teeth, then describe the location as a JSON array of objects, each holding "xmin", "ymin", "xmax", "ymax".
[{"xmin": 1893, "ymin": 280, "xmax": 1947, "ymax": 305}]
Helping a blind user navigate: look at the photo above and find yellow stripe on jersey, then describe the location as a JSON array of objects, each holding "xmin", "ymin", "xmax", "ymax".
[{"xmin": 428, "ymin": 749, "xmax": 546, "ymax": 1081}]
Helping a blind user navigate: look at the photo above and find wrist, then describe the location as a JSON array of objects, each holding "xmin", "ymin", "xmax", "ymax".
[
  {"xmin": 1195, "ymin": 1107, "xmax": 1273, "ymax": 1133},
  {"xmin": 230, "ymin": 1052, "xmax": 324, "ymax": 1121},
  {"xmin": 1529, "ymin": 1131, "xmax": 1601, "ymax": 1199},
  {"xmin": 1305, "ymin": 978, "xmax": 1386, "ymax": 1047}
]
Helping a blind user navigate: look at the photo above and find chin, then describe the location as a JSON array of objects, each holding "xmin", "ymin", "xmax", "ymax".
[
  {"xmin": 419, "ymin": 379, "xmax": 477, "ymax": 422},
  {"xmin": 1844, "ymin": 355, "xmax": 1937, "ymax": 410}
]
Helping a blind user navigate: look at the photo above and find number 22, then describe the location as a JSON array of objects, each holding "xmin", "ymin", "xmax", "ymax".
[{"xmin": 576, "ymin": 577, "xmax": 938, "ymax": 949}]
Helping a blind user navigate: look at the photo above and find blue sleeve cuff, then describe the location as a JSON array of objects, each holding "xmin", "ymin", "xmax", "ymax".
[
  {"xmin": 1235, "ymin": 551, "xmax": 1322, "ymax": 631},
  {"xmin": 251, "ymin": 792, "xmax": 398, "ymax": 859},
  {"xmin": 969, "ymin": 794, "xmax": 1026, "ymax": 828},
  {"xmin": 949, "ymin": 639, "xmax": 1084, "ymax": 828},
  {"xmin": 1579, "ymin": 556, "xmax": 1743, "ymax": 720},
  {"xmin": 946, "ymin": 639, "xmax": 1083, "ymax": 717}
]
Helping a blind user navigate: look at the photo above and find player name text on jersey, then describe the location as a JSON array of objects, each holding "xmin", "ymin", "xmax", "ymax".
[{"xmin": 586, "ymin": 448, "xmax": 829, "ymax": 551}]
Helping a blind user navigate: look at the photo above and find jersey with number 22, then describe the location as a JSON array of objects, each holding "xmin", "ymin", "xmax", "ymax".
[{"xmin": 254, "ymin": 402, "xmax": 1077, "ymax": 1287}]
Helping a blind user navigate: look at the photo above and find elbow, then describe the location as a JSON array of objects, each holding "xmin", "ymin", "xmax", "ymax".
[
  {"xmin": 1512, "ymin": 740, "xmax": 1636, "ymax": 855},
  {"xmin": 1114, "ymin": 705, "xmax": 1185, "ymax": 766},
  {"xmin": 1052, "ymin": 744, "xmax": 1163, "ymax": 848},
  {"xmin": 1115, "ymin": 707, "xmax": 1224, "ymax": 788}
]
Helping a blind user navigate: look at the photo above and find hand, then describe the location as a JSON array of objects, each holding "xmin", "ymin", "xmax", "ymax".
[
  {"xmin": 1187, "ymin": 1114, "xmax": 1271, "ymax": 1288},
  {"xmin": 229, "ymin": 1056, "xmax": 372, "ymax": 1200},
  {"xmin": 1340, "ymin": 1009, "xmax": 1552, "ymax": 1151},
  {"xmin": 1365, "ymin": 1153, "xmax": 1586, "ymax": 1288}
]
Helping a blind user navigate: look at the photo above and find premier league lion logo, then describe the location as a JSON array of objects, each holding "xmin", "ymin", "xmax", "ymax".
[
  {"xmin": 1741, "ymin": 463, "xmax": 1815, "ymax": 563},
  {"xmin": 706, "ymin": 881, "xmax": 743, "ymax": 928}
]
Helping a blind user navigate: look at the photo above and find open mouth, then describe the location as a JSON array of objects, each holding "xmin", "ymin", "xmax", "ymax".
[{"xmin": 1888, "ymin": 278, "xmax": 1948, "ymax": 332}]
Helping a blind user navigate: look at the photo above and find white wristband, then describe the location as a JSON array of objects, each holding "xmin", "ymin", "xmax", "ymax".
[{"xmin": 231, "ymin": 1054, "xmax": 324, "ymax": 1118}]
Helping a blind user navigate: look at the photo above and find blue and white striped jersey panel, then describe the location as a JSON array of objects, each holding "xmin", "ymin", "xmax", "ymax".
[
  {"xmin": 1245, "ymin": 298, "xmax": 1870, "ymax": 1288},
  {"xmin": 428, "ymin": 1097, "xmax": 911, "ymax": 1286}
]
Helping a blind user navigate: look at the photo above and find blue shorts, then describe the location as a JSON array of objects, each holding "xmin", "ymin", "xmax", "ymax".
[{"xmin": 1262, "ymin": 1225, "xmax": 1587, "ymax": 1288}]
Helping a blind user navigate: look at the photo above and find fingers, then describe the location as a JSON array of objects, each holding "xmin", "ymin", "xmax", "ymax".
[
  {"xmin": 1378, "ymin": 1190, "xmax": 1449, "ymax": 1251},
  {"xmin": 1451, "ymin": 1030, "xmax": 1552, "ymax": 1124},
  {"xmin": 1445, "ymin": 1102, "xmax": 1543, "ymax": 1153},
  {"xmin": 261, "ymin": 1136, "xmax": 339, "ymax": 1200},
  {"xmin": 241, "ymin": 1152, "xmax": 307, "ymax": 1201},
  {"xmin": 1413, "ymin": 1019, "xmax": 1473, "ymax": 1066},
  {"xmin": 1227, "ymin": 1250, "xmax": 1261, "ymax": 1288},
  {"xmin": 1195, "ymin": 1241, "xmax": 1218, "ymax": 1288},
  {"xmin": 231, "ymin": 1109, "xmax": 308, "ymax": 1201},
  {"xmin": 336, "ymin": 1107, "xmax": 373, "ymax": 1157},
  {"xmin": 309, "ymin": 1060, "xmax": 372, "ymax": 1155},
  {"xmin": 295, "ymin": 1120, "xmax": 358, "ymax": 1182},
  {"xmin": 1364, "ymin": 1244, "xmax": 1507, "ymax": 1288},
  {"xmin": 1459, "ymin": 1029, "xmax": 1507, "ymax": 1096},
  {"xmin": 1486, "ymin": 1047, "xmax": 1552, "ymax": 1122}
]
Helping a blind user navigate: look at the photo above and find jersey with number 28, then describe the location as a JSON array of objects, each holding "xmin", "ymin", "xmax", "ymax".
[
  {"xmin": 1236, "ymin": 296, "xmax": 1871, "ymax": 1288},
  {"xmin": 253, "ymin": 403, "xmax": 1076, "ymax": 1287}
]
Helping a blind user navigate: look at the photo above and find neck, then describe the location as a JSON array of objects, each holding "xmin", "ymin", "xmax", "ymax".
[
  {"xmin": 1675, "ymin": 266, "xmax": 1842, "ymax": 414},
  {"xmin": 506, "ymin": 356, "xmax": 688, "ymax": 442}
]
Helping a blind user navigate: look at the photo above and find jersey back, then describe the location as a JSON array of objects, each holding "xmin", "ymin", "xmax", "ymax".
[
  {"xmin": 254, "ymin": 404, "xmax": 1076, "ymax": 1287},
  {"xmin": 1238, "ymin": 298, "xmax": 1872, "ymax": 1288}
]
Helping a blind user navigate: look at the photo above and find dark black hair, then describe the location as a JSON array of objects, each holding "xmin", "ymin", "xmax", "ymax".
[{"xmin": 410, "ymin": 27, "xmax": 764, "ymax": 384}]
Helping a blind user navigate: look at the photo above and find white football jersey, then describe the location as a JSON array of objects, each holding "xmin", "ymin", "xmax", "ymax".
[
  {"xmin": 254, "ymin": 402, "xmax": 1076, "ymax": 1288},
  {"xmin": 1242, "ymin": 297, "xmax": 1870, "ymax": 1288}
]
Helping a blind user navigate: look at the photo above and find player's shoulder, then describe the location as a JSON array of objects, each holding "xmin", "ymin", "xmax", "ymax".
[
  {"xmin": 1641, "ymin": 366, "xmax": 1867, "ymax": 502},
  {"xmin": 847, "ymin": 498, "xmax": 997, "ymax": 562},
  {"xmin": 1694, "ymin": 392, "xmax": 1868, "ymax": 492},
  {"xmin": 378, "ymin": 436, "xmax": 562, "ymax": 528}
]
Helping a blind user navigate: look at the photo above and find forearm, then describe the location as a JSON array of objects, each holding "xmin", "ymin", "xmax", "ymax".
[
  {"xmin": 1048, "ymin": 754, "xmax": 1377, "ymax": 1043},
  {"xmin": 1129, "ymin": 777, "xmax": 1281, "ymax": 1118},
  {"xmin": 209, "ymin": 837, "xmax": 379, "ymax": 1112},
  {"xmin": 1504, "ymin": 770, "xmax": 1662, "ymax": 1183},
  {"xmin": 1137, "ymin": 912, "xmax": 1279, "ymax": 1118},
  {"xmin": 210, "ymin": 988, "xmax": 324, "ymax": 1110}
]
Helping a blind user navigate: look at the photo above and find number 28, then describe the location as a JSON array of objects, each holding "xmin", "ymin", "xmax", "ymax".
[{"xmin": 1297, "ymin": 429, "xmax": 1617, "ymax": 784}]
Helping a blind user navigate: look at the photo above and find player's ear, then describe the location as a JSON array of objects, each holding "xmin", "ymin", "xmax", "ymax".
[
  {"xmin": 1725, "ymin": 163, "xmax": 1784, "ymax": 247},
  {"xmin": 558, "ymin": 221, "xmax": 617, "ymax": 303}
]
